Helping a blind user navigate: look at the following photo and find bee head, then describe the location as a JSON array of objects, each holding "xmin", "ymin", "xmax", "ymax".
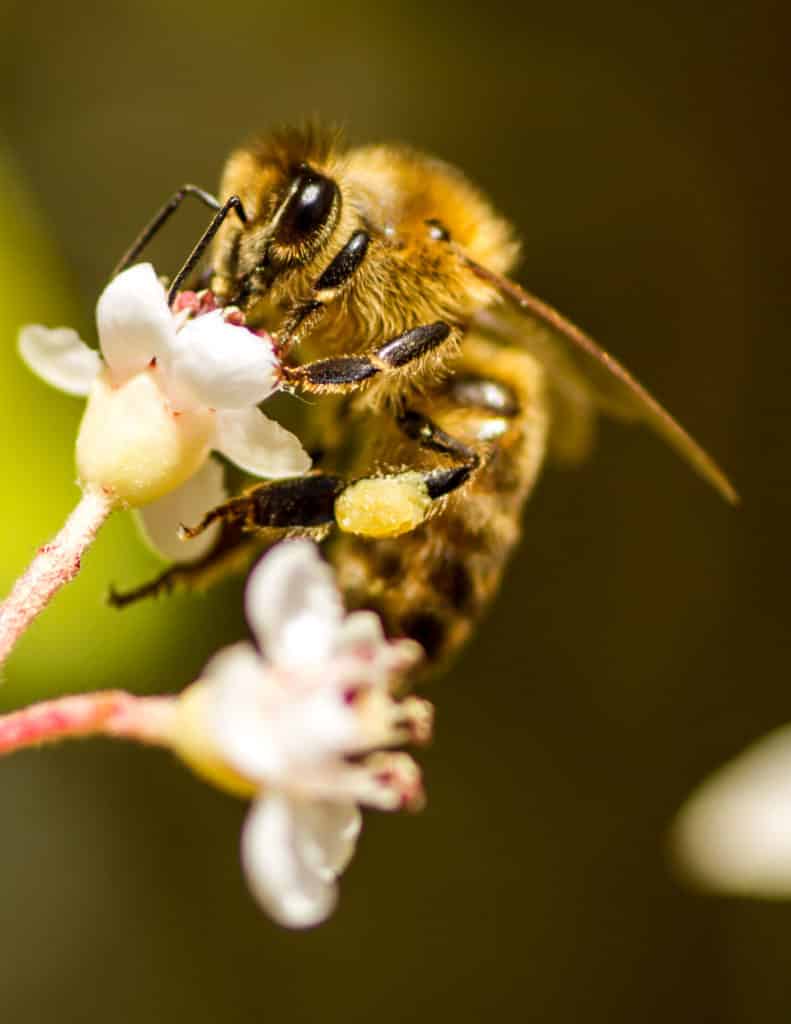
[
  {"xmin": 211, "ymin": 124, "xmax": 347, "ymax": 308},
  {"xmin": 213, "ymin": 163, "xmax": 342, "ymax": 312}
]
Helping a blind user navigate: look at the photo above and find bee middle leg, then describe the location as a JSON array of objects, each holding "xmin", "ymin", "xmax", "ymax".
[
  {"xmin": 283, "ymin": 322, "xmax": 455, "ymax": 393},
  {"xmin": 107, "ymin": 519, "xmax": 260, "ymax": 607}
]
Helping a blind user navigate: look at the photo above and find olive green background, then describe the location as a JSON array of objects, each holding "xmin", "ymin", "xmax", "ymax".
[{"xmin": 0, "ymin": 1, "xmax": 788, "ymax": 1020}]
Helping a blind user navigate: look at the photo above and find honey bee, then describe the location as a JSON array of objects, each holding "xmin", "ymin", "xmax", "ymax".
[{"xmin": 111, "ymin": 124, "xmax": 736, "ymax": 667}]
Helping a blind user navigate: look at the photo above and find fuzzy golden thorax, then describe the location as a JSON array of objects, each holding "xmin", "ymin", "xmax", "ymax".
[{"xmin": 210, "ymin": 128, "xmax": 519, "ymax": 386}]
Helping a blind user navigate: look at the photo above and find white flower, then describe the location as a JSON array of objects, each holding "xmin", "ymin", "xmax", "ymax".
[
  {"xmin": 674, "ymin": 725, "xmax": 791, "ymax": 898},
  {"xmin": 174, "ymin": 539, "xmax": 430, "ymax": 928},
  {"xmin": 19, "ymin": 264, "xmax": 310, "ymax": 561}
]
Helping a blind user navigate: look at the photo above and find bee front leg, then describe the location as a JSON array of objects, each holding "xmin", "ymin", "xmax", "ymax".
[{"xmin": 276, "ymin": 230, "xmax": 371, "ymax": 349}]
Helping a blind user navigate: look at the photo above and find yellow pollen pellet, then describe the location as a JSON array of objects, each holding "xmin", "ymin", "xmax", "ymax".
[{"xmin": 335, "ymin": 472, "xmax": 432, "ymax": 538}]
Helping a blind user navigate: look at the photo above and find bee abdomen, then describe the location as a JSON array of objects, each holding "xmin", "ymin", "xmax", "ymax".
[
  {"xmin": 333, "ymin": 502, "xmax": 520, "ymax": 666},
  {"xmin": 329, "ymin": 335, "xmax": 550, "ymax": 671}
]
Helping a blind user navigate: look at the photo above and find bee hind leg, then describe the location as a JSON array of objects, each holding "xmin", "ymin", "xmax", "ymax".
[
  {"xmin": 108, "ymin": 474, "xmax": 343, "ymax": 608},
  {"xmin": 181, "ymin": 473, "xmax": 347, "ymax": 540},
  {"xmin": 183, "ymin": 420, "xmax": 479, "ymax": 545},
  {"xmin": 111, "ymin": 407, "xmax": 485, "ymax": 606},
  {"xmin": 107, "ymin": 521, "xmax": 259, "ymax": 608}
]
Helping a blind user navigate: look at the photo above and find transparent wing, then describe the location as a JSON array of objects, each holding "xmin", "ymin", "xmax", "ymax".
[{"xmin": 464, "ymin": 252, "xmax": 738, "ymax": 504}]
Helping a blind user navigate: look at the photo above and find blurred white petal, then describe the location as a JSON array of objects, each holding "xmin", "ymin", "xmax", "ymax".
[
  {"xmin": 270, "ymin": 688, "xmax": 360, "ymax": 768},
  {"xmin": 336, "ymin": 610, "xmax": 387, "ymax": 653},
  {"xmin": 96, "ymin": 263, "xmax": 175, "ymax": 382},
  {"xmin": 300, "ymin": 801, "xmax": 361, "ymax": 879},
  {"xmin": 134, "ymin": 456, "xmax": 227, "ymax": 562},
  {"xmin": 166, "ymin": 313, "xmax": 277, "ymax": 410},
  {"xmin": 241, "ymin": 795, "xmax": 352, "ymax": 928},
  {"xmin": 335, "ymin": 610, "xmax": 422, "ymax": 688},
  {"xmin": 210, "ymin": 650, "xmax": 284, "ymax": 780},
  {"xmin": 675, "ymin": 724, "xmax": 791, "ymax": 897},
  {"xmin": 244, "ymin": 539, "xmax": 343, "ymax": 670},
  {"xmin": 214, "ymin": 676, "xmax": 358, "ymax": 784},
  {"xmin": 203, "ymin": 642, "xmax": 265, "ymax": 688},
  {"xmin": 214, "ymin": 407, "xmax": 311, "ymax": 479},
  {"xmin": 18, "ymin": 325, "xmax": 101, "ymax": 396}
]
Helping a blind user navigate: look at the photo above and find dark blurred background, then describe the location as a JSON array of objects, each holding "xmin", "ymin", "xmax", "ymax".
[{"xmin": 0, "ymin": 0, "xmax": 788, "ymax": 1020}]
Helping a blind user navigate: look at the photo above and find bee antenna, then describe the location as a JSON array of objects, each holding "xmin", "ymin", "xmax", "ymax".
[{"xmin": 167, "ymin": 196, "xmax": 248, "ymax": 304}]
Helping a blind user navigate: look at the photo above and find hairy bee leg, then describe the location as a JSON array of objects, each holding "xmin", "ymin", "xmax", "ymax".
[
  {"xmin": 277, "ymin": 300, "xmax": 326, "ymax": 349},
  {"xmin": 183, "ymin": 430, "xmax": 478, "ymax": 544},
  {"xmin": 107, "ymin": 556, "xmax": 248, "ymax": 608},
  {"xmin": 108, "ymin": 567, "xmax": 180, "ymax": 607},
  {"xmin": 113, "ymin": 184, "xmax": 230, "ymax": 278},
  {"xmin": 395, "ymin": 406, "xmax": 481, "ymax": 499},
  {"xmin": 332, "ymin": 411, "xmax": 480, "ymax": 539},
  {"xmin": 181, "ymin": 474, "xmax": 347, "ymax": 539},
  {"xmin": 314, "ymin": 230, "xmax": 370, "ymax": 292},
  {"xmin": 396, "ymin": 408, "xmax": 479, "ymax": 461},
  {"xmin": 277, "ymin": 230, "xmax": 371, "ymax": 349},
  {"xmin": 107, "ymin": 523, "xmax": 259, "ymax": 608},
  {"xmin": 284, "ymin": 322, "xmax": 453, "ymax": 393}
]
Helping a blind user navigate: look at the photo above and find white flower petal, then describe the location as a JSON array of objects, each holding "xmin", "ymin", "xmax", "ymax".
[
  {"xmin": 211, "ymin": 654, "xmax": 358, "ymax": 781},
  {"xmin": 300, "ymin": 801, "xmax": 362, "ymax": 879},
  {"xmin": 241, "ymin": 795, "xmax": 354, "ymax": 928},
  {"xmin": 270, "ymin": 688, "xmax": 360, "ymax": 767},
  {"xmin": 18, "ymin": 325, "xmax": 101, "ymax": 396},
  {"xmin": 336, "ymin": 610, "xmax": 387, "ymax": 654},
  {"xmin": 209, "ymin": 647, "xmax": 284, "ymax": 780},
  {"xmin": 245, "ymin": 540, "xmax": 344, "ymax": 670},
  {"xmin": 134, "ymin": 456, "xmax": 227, "ymax": 563},
  {"xmin": 166, "ymin": 313, "xmax": 277, "ymax": 410},
  {"xmin": 203, "ymin": 641, "xmax": 265, "ymax": 688},
  {"xmin": 96, "ymin": 263, "xmax": 175, "ymax": 382},
  {"xmin": 334, "ymin": 611, "xmax": 422, "ymax": 690},
  {"xmin": 215, "ymin": 408, "xmax": 311, "ymax": 479},
  {"xmin": 674, "ymin": 724, "xmax": 791, "ymax": 897}
]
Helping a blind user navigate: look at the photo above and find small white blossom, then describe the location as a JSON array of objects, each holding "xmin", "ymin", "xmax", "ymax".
[
  {"xmin": 675, "ymin": 724, "xmax": 791, "ymax": 898},
  {"xmin": 19, "ymin": 264, "xmax": 310, "ymax": 561},
  {"xmin": 174, "ymin": 539, "xmax": 431, "ymax": 928}
]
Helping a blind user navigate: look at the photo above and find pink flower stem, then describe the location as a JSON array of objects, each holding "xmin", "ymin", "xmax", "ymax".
[
  {"xmin": 0, "ymin": 690, "xmax": 177, "ymax": 757},
  {"xmin": 0, "ymin": 486, "xmax": 115, "ymax": 667}
]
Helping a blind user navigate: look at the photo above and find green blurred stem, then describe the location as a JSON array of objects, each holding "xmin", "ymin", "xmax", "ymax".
[
  {"xmin": 0, "ymin": 690, "xmax": 177, "ymax": 756},
  {"xmin": 0, "ymin": 486, "xmax": 115, "ymax": 667}
]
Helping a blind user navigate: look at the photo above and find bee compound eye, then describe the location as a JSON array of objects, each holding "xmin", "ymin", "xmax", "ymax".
[{"xmin": 276, "ymin": 170, "xmax": 338, "ymax": 245}]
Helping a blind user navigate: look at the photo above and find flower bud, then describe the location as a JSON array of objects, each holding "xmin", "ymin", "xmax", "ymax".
[{"xmin": 76, "ymin": 368, "xmax": 215, "ymax": 506}]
